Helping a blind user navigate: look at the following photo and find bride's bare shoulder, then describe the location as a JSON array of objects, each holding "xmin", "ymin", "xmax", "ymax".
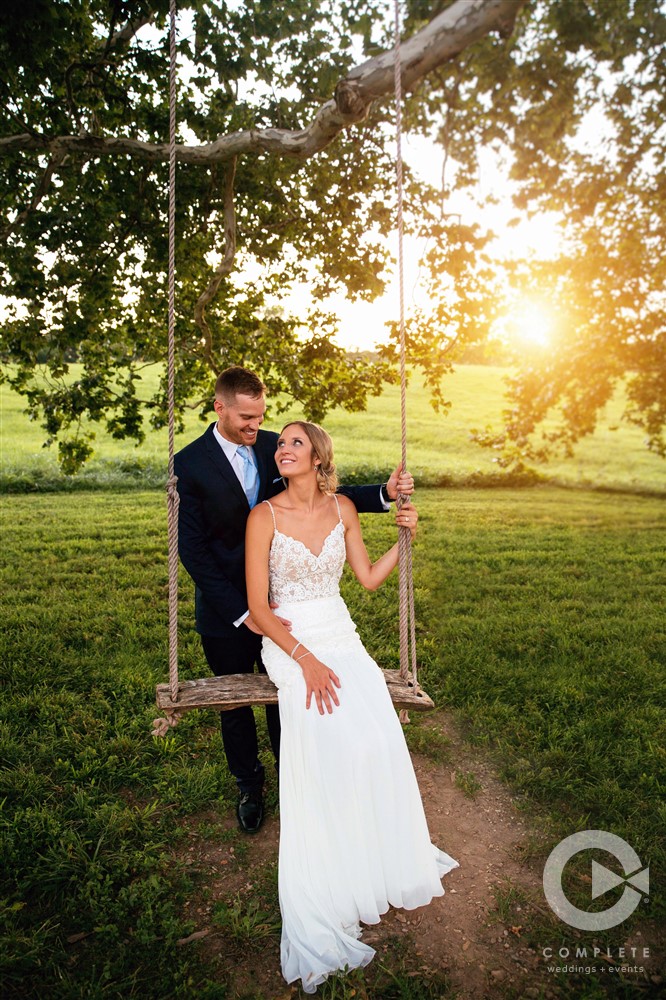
[
  {"xmin": 334, "ymin": 493, "xmax": 358, "ymax": 522},
  {"xmin": 248, "ymin": 501, "xmax": 274, "ymax": 528},
  {"xmin": 265, "ymin": 493, "xmax": 292, "ymax": 519}
]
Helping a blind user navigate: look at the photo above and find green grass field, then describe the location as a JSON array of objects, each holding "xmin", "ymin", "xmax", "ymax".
[
  {"xmin": 2, "ymin": 364, "xmax": 664, "ymax": 493},
  {"xmin": 1, "ymin": 485, "xmax": 664, "ymax": 998}
]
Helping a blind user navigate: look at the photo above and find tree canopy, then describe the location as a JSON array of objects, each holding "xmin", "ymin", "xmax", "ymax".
[{"xmin": 1, "ymin": 0, "xmax": 664, "ymax": 472}]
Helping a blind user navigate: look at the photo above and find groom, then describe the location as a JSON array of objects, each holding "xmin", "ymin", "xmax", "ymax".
[{"xmin": 175, "ymin": 366, "xmax": 414, "ymax": 833}]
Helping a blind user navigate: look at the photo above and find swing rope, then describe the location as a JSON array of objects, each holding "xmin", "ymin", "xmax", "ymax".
[
  {"xmin": 157, "ymin": 0, "xmax": 423, "ymax": 734},
  {"xmin": 166, "ymin": 0, "xmax": 180, "ymax": 708},
  {"xmin": 393, "ymin": 0, "xmax": 419, "ymax": 704}
]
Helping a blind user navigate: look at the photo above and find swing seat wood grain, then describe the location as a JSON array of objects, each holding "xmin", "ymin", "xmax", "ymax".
[{"xmin": 155, "ymin": 669, "xmax": 434, "ymax": 715}]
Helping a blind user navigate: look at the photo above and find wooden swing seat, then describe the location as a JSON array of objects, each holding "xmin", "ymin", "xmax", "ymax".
[{"xmin": 156, "ymin": 668, "xmax": 434, "ymax": 717}]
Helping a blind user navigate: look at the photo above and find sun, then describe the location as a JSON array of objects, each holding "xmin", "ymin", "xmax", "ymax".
[
  {"xmin": 512, "ymin": 301, "xmax": 555, "ymax": 348},
  {"xmin": 494, "ymin": 297, "xmax": 556, "ymax": 351}
]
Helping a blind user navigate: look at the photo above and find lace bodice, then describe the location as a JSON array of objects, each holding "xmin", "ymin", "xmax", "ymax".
[{"xmin": 264, "ymin": 499, "xmax": 346, "ymax": 604}]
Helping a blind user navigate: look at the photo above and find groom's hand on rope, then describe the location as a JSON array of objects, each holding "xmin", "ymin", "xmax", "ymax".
[
  {"xmin": 395, "ymin": 501, "xmax": 418, "ymax": 541},
  {"xmin": 386, "ymin": 463, "xmax": 414, "ymax": 501},
  {"xmin": 300, "ymin": 654, "xmax": 341, "ymax": 714}
]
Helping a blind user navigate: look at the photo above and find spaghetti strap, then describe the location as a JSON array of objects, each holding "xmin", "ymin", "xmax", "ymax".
[
  {"xmin": 262, "ymin": 499, "xmax": 277, "ymax": 530},
  {"xmin": 332, "ymin": 493, "xmax": 343, "ymax": 524}
]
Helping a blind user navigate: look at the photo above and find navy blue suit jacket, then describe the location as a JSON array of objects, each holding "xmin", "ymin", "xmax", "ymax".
[{"xmin": 175, "ymin": 423, "xmax": 387, "ymax": 637}]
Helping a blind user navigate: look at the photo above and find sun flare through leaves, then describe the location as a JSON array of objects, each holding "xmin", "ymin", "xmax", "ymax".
[{"xmin": 493, "ymin": 296, "xmax": 558, "ymax": 355}]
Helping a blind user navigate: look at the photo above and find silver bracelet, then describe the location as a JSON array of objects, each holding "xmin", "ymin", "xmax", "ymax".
[
  {"xmin": 295, "ymin": 651, "xmax": 312, "ymax": 662},
  {"xmin": 290, "ymin": 641, "xmax": 303, "ymax": 660}
]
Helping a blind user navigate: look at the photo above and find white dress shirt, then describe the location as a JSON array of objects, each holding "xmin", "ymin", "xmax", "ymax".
[{"xmin": 213, "ymin": 423, "xmax": 257, "ymax": 492}]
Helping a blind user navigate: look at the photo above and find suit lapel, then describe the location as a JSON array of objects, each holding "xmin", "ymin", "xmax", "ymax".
[
  {"xmin": 204, "ymin": 425, "xmax": 249, "ymax": 509},
  {"xmin": 254, "ymin": 431, "xmax": 280, "ymax": 502}
]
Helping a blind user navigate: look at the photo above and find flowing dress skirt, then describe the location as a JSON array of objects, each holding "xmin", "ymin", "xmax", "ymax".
[{"xmin": 262, "ymin": 594, "xmax": 458, "ymax": 993}]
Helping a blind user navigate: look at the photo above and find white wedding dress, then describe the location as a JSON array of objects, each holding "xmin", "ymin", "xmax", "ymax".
[{"xmin": 260, "ymin": 498, "xmax": 459, "ymax": 993}]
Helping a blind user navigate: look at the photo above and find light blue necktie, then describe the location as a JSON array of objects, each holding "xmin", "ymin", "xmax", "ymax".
[{"xmin": 236, "ymin": 445, "xmax": 259, "ymax": 508}]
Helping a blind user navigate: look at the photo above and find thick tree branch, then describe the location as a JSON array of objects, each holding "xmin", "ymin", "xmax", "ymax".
[
  {"xmin": 0, "ymin": 1, "xmax": 526, "ymax": 165},
  {"xmin": 193, "ymin": 157, "xmax": 238, "ymax": 371},
  {"xmin": 348, "ymin": 0, "xmax": 523, "ymax": 98},
  {"xmin": 103, "ymin": 10, "xmax": 154, "ymax": 54}
]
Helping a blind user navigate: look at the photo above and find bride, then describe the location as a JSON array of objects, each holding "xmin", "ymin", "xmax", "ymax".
[{"xmin": 245, "ymin": 420, "xmax": 458, "ymax": 993}]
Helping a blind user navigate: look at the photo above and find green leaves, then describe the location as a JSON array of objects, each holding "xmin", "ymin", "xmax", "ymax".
[
  {"xmin": 410, "ymin": 0, "xmax": 666, "ymax": 467},
  {"xmin": 1, "ymin": 0, "xmax": 664, "ymax": 471},
  {"xmin": 1, "ymin": 1, "xmax": 413, "ymax": 470}
]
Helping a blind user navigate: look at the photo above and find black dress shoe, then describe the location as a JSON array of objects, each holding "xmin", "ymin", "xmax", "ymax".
[{"xmin": 237, "ymin": 791, "xmax": 264, "ymax": 834}]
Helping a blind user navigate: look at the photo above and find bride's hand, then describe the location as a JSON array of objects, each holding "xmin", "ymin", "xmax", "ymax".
[
  {"xmin": 299, "ymin": 654, "xmax": 341, "ymax": 715},
  {"xmin": 395, "ymin": 501, "xmax": 418, "ymax": 541}
]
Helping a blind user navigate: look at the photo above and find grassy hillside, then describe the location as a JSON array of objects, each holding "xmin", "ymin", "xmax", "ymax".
[{"xmin": 2, "ymin": 364, "xmax": 664, "ymax": 493}]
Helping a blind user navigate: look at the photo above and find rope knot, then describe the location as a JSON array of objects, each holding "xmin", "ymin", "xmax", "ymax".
[
  {"xmin": 166, "ymin": 473, "xmax": 180, "ymax": 505},
  {"xmin": 152, "ymin": 712, "xmax": 183, "ymax": 738},
  {"xmin": 396, "ymin": 491, "xmax": 411, "ymax": 512}
]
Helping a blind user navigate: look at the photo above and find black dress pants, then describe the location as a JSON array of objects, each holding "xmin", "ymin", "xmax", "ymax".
[{"xmin": 201, "ymin": 628, "xmax": 281, "ymax": 794}]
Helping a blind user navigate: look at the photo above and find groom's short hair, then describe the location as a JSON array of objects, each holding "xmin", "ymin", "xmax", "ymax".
[{"xmin": 215, "ymin": 366, "xmax": 266, "ymax": 402}]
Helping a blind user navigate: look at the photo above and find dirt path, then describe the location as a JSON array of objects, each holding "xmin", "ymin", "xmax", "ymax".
[
  {"xmin": 177, "ymin": 711, "xmax": 663, "ymax": 998},
  {"xmin": 367, "ymin": 711, "xmax": 558, "ymax": 999}
]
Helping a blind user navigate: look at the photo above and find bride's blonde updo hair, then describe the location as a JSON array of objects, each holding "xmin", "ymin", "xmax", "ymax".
[{"xmin": 281, "ymin": 420, "xmax": 339, "ymax": 495}]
